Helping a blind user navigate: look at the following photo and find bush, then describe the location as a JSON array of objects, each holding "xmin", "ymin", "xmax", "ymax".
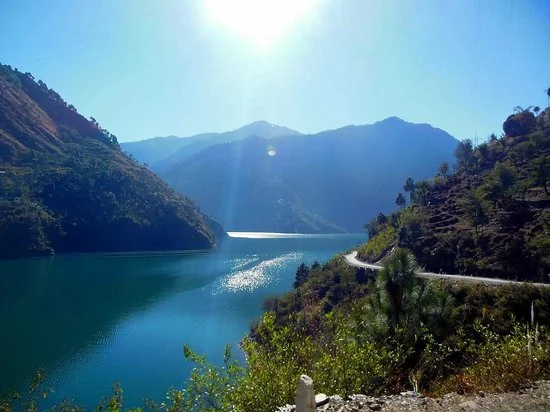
[
  {"xmin": 436, "ymin": 323, "xmax": 550, "ymax": 394},
  {"xmin": 357, "ymin": 226, "xmax": 396, "ymax": 261},
  {"xmin": 503, "ymin": 111, "xmax": 536, "ymax": 138}
]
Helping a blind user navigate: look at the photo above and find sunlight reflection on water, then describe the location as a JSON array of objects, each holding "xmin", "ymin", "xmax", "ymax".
[
  {"xmin": 218, "ymin": 252, "xmax": 301, "ymax": 292},
  {"xmin": 230, "ymin": 256, "xmax": 260, "ymax": 270}
]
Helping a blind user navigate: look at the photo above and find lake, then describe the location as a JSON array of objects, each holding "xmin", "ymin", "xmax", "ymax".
[{"xmin": 0, "ymin": 232, "xmax": 365, "ymax": 408}]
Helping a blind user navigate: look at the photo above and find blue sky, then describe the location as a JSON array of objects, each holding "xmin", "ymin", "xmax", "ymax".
[{"xmin": 1, "ymin": 0, "xmax": 549, "ymax": 142}]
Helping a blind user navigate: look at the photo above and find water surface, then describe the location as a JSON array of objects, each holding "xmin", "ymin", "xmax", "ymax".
[{"xmin": 0, "ymin": 233, "xmax": 365, "ymax": 408}]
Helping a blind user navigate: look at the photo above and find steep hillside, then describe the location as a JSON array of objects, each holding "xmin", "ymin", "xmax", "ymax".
[
  {"xmin": 0, "ymin": 64, "xmax": 221, "ymax": 259},
  {"xmin": 362, "ymin": 107, "xmax": 550, "ymax": 282},
  {"xmin": 121, "ymin": 121, "xmax": 301, "ymax": 167},
  {"xmin": 158, "ymin": 117, "xmax": 458, "ymax": 233}
]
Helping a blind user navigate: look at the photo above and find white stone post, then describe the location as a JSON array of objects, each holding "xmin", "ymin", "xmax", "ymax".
[{"xmin": 295, "ymin": 374, "xmax": 315, "ymax": 412}]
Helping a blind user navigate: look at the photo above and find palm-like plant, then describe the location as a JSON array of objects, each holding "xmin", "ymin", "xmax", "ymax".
[
  {"xmin": 378, "ymin": 248, "xmax": 419, "ymax": 332},
  {"xmin": 365, "ymin": 248, "xmax": 452, "ymax": 342},
  {"xmin": 514, "ymin": 105, "xmax": 525, "ymax": 113}
]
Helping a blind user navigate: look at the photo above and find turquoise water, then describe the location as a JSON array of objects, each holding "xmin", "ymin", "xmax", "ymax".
[{"xmin": 0, "ymin": 233, "xmax": 365, "ymax": 408}]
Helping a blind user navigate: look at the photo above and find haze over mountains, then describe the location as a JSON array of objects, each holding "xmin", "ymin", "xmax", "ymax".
[
  {"xmin": 120, "ymin": 121, "xmax": 301, "ymax": 168},
  {"xmin": 124, "ymin": 118, "xmax": 459, "ymax": 233}
]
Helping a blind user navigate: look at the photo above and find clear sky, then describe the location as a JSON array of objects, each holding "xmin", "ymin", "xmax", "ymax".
[{"xmin": 1, "ymin": 0, "xmax": 549, "ymax": 142}]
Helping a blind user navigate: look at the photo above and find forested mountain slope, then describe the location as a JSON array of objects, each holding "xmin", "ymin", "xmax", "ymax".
[
  {"xmin": 158, "ymin": 117, "xmax": 458, "ymax": 233},
  {"xmin": 0, "ymin": 64, "xmax": 221, "ymax": 259},
  {"xmin": 362, "ymin": 107, "xmax": 550, "ymax": 282}
]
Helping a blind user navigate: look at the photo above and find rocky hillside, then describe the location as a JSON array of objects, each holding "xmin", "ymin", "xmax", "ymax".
[
  {"xmin": 362, "ymin": 107, "xmax": 550, "ymax": 282},
  {"xmin": 157, "ymin": 117, "xmax": 458, "ymax": 233},
  {"xmin": 0, "ymin": 63, "xmax": 222, "ymax": 259}
]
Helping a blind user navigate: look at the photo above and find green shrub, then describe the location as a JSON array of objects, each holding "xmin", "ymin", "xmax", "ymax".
[
  {"xmin": 436, "ymin": 323, "xmax": 550, "ymax": 394},
  {"xmin": 357, "ymin": 226, "xmax": 395, "ymax": 261}
]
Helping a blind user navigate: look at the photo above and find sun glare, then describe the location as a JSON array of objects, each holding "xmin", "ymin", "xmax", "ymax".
[{"xmin": 204, "ymin": 0, "xmax": 319, "ymax": 49}]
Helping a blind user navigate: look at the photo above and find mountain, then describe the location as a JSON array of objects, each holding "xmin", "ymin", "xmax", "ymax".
[
  {"xmin": 0, "ymin": 63, "xmax": 222, "ymax": 259},
  {"xmin": 157, "ymin": 117, "xmax": 458, "ymax": 233},
  {"xmin": 121, "ymin": 121, "xmax": 301, "ymax": 167},
  {"xmin": 361, "ymin": 107, "xmax": 550, "ymax": 281}
]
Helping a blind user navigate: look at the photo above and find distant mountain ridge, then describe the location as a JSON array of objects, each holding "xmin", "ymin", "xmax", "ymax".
[
  {"xmin": 153, "ymin": 117, "xmax": 459, "ymax": 233},
  {"xmin": 0, "ymin": 63, "xmax": 222, "ymax": 258},
  {"xmin": 121, "ymin": 121, "xmax": 301, "ymax": 167}
]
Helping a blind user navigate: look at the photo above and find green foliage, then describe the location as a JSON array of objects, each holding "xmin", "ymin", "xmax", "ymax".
[
  {"xmin": 364, "ymin": 249, "xmax": 452, "ymax": 341},
  {"xmin": 395, "ymin": 192, "xmax": 406, "ymax": 209},
  {"xmin": 529, "ymin": 222, "xmax": 550, "ymax": 273},
  {"xmin": 436, "ymin": 323, "xmax": 550, "ymax": 394},
  {"xmin": 233, "ymin": 314, "xmax": 321, "ymax": 410},
  {"xmin": 509, "ymin": 141, "xmax": 535, "ymax": 167},
  {"xmin": 357, "ymin": 226, "xmax": 396, "ymax": 262},
  {"xmin": 503, "ymin": 110, "xmax": 537, "ymax": 137},
  {"xmin": 294, "ymin": 263, "xmax": 310, "ymax": 289},
  {"xmin": 310, "ymin": 316, "xmax": 393, "ymax": 397},
  {"xmin": 233, "ymin": 311, "xmax": 395, "ymax": 410},
  {"xmin": 482, "ymin": 161, "xmax": 517, "ymax": 199},
  {"xmin": 531, "ymin": 156, "xmax": 550, "ymax": 194},
  {"xmin": 454, "ymin": 139, "xmax": 476, "ymax": 173},
  {"xmin": 364, "ymin": 212, "xmax": 391, "ymax": 238},
  {"xmin": 458, "ymin": 189, "xmax": 491, "ymax": 237},
  {"xmin": 403, "ymin": 177, "xmax": 415, "ymax": 203},
  {"xmin": 162, "ymin": 344, "xmax": 243, "ymax": 411},
  {"xmin": 412, "ymin": 180, "xmax": 431, "ymax": 206},
  {"xmin": 397, "ymin": 207, "xmax": 426, "ymax": 246},
  {"xmin": 438, "ymin": 162, "xmax": 450, "ymax": 178}
]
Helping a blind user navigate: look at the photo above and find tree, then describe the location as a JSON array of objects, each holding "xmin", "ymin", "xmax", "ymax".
[
  {"xmin": 376, "ymin": 212, "xmax": 388, "ymax": 226},
  {"xmin": 503, "ymin": 111, "xmax": 536, "ymax": 137},
  {"xmin": 414, "ymin": 180, "xmax": 431, "ymax": 206},
  {"xmin": 509, "ymin": 141, "xmax": 535, "ymax": 167},
  {"xmin": 459, "ymin": 189, "xmax": 491, "ymax": 237},
  {"xmin": 365, "ymin": 248, "xmax": 451, "ymax": 340},
  {"xmin": 531, "ymin": 157, "xmax": 550, "ymax": 194},
  {"xmin": 395, "ymin": 193, "xmax": 406, "ymax": 209},
  {"xmin": 454, "ymin": 139, "xmax": 476, "ymax": 173},
  {"xmin": 364, "ymin": 213, "xmax": 389, "ymax": 238},
  {"xmin": 294, "ymin": 263, "xmax": 310, "ymax": 289},
  {"xmin": 438, "ymin": 162, "xmax": 449, "ymax": 178},
  {"xmin": 403, "ymin": 177, "xmax": 415, "ymax": 203},
  {"xmin": 483, "ymin": 161, "xmax": 518, "ymax": 200},
  {"xmin": 475, "ymin": 142, "xmax": 490, "ymax": 167}
]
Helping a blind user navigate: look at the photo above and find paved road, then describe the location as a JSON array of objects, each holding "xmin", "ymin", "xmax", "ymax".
[{"xmin": 344, "ymin": 251, "xmax": 550, "ymax": 288}]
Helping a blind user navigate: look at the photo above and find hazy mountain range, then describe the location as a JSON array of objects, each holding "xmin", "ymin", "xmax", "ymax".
[
  {"xmin": 124, "ymin": 117, "xmax": 459, "ymax": 233},
  {"xmin": 121, "ymin": 121, "xmax": 300, "ymax": 168}
]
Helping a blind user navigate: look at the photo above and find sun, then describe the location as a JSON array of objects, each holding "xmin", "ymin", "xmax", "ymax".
[{"xmin": 204, "ymin": 0, "xmax": 319, "ymax": 49}]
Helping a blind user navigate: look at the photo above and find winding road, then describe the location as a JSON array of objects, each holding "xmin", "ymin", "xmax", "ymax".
[{"xmin": 344, "ymin": 251, "xmax": 550, "ymax": 288}]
